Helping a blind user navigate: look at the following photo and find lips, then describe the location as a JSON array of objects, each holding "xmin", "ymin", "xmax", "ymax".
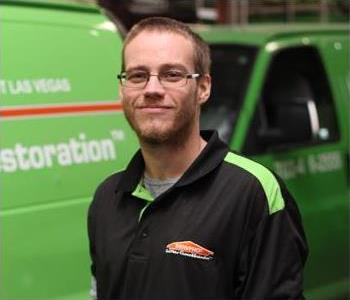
[
  {"xmin": 137, "ymin": 105, "xmax": 173, "ymax": 113},
  {"xmin": 137, "ymin": 105, "xmax": 172, "ymax": 109}
]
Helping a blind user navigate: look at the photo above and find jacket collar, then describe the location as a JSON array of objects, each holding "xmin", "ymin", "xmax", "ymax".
[{"xmin": 116, "ymin": 130, "xmax": 228, "ymax": 193}]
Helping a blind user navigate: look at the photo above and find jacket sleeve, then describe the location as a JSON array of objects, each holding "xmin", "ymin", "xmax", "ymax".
[
  {"xmin": 233, "ymin": 178, "xmax": 309, "ymax": 300},
  {"xmin": 87, "ymin": 193, "xmax": 98, "ymax": 300}
]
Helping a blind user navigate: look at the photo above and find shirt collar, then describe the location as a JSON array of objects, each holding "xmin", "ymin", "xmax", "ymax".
[{"xmin": 116, "ymin": 130, "xmax": 228, "ymax": 193}]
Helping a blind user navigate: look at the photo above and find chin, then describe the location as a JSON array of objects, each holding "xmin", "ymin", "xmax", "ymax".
[
  {"xmin": 128, "ymin": 114, "xmax": 195, "ymax": 146},
  {"xmin": 138, "ymin": 127, "xmax": 173, "ymax": 145}
]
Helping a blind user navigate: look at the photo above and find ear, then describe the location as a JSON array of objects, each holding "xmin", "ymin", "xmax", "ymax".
[{"xmin": 197, "ymin": 74, "xmax": 211, "ymax": 105}]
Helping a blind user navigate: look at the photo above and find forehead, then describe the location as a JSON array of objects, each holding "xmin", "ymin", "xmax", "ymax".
[{"xmin": 124, "ymin": 30, "xmax": 195, "ymax": 71}]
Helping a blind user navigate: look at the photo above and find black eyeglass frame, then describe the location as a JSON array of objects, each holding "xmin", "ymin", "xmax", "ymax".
[{"xmin": 117, "ymin": 72, "xmax": 201, "ymax": 89}]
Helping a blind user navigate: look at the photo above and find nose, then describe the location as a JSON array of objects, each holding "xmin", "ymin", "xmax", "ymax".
[{"xmin": 143, "ymin": 74, "xmax": 165, "ymax": 96}]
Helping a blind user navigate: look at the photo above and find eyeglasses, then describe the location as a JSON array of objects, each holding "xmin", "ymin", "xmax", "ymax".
[{"xmin": 117, "ymin": 70, "xmax": 201, "ymax": 89}]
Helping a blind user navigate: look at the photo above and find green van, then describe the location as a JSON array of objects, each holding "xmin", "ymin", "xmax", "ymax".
[
  {"xmin": 1, "ymin": 1, "xmax": 348, "ymax": 299},
  {"xmin": 0, "ymin": 1, "xmax": 138, "ymax": 299},
  {"xmin": 197, "ymin": 24, "xmax": 349, "ymax": 300}
]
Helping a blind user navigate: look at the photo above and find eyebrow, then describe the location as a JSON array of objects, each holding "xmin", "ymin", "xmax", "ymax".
[
  {"xmin": 124, "ymin": 66, "xmax": 148, "ymax": 73},
  {"xmin": 125, "ymin": 64, "xmax": 189, "ymax": 73},
  {"xmin": 159, "ymin": 64, "xmax": 188, "ymax": 72}
]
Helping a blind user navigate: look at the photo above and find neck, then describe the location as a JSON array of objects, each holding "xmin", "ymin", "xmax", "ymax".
[{"xmin": 140, "ymin": 130, "xmax": 207, "ymax": 180}]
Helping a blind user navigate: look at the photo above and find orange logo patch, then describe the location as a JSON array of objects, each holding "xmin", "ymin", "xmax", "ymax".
[{"xmin": 165, "ymin": 241, "xmax": 214, "ymax": 260}]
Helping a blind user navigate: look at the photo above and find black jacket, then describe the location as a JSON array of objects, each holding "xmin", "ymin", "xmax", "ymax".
[{"xmin": 88, "ymin": 130, "xmax": 308, "ymax": 300}]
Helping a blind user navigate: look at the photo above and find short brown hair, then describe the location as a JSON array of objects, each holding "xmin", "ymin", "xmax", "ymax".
[{"xmin": 121, "ymin": 17, "xmax": 211, "ymax": 75}]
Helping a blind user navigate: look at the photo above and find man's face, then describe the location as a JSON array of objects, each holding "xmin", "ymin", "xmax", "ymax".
[{"xmin": 120, "ymin": 30, "xmax": 210, "ymax": 145}]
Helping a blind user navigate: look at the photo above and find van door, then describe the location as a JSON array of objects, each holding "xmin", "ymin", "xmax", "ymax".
[{"xmin": 242, "ymin": 44, "xmax": 349, "ymax": 299}]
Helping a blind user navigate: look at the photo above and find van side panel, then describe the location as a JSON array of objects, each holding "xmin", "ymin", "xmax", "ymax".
[
  {"xmin": 320, "ymin": 35, "xmax": 349, "ymax": 150},
  {"xmin": 0, "ymin": 5, "xmax": 138, "ymax": 299}
]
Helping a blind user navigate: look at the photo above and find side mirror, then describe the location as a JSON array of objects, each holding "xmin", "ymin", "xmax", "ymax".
[{"xmin": 258, "ymin": 99, "xmax": 320, "ymax": 147}]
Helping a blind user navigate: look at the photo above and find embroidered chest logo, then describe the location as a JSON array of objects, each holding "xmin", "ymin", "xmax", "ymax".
[{"xmin": 165, "ymin": 241, "xmax": 214, "ymax": 261}]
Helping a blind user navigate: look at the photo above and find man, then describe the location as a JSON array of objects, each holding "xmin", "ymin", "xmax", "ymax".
[{"xmin": 88, "ymin": 17, "xmax": 308, "ymax": 300}]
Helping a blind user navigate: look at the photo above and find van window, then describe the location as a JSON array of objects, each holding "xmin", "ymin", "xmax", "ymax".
[
  {"xmin": 201, "ymin": 45, "xmax": 257, "ymax": 143},
  {"xmin": 243, "ymin": 46, "xmax": 339, "ymax": 155}
]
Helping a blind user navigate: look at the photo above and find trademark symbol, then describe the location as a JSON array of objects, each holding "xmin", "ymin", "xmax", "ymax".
[{"xmin": 110, "ymin": 129, "xmax": 125, "ymax": 141}]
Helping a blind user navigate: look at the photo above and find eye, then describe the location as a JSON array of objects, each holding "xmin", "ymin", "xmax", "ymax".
[
  {"xmin": 126, "ymin": 71, "xmax": 148, "ymax": 83},
  {"xmin": 161, "ymin": 70, "xmax": 184, "ymax": 82}
]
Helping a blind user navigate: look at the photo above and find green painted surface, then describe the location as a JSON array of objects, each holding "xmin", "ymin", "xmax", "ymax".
[
  {"xmin": 0, "ymin": 0, "xmax": 99, "ymax": 14},
  {"xmin": 1, "ymin": 114, "xmax": 137, "ymax": 210},
  {"xmin": 1, "ymin": 198, "xmax": 91, "ymax": 299},
  {"xmin": 0, "ymin": 7, "xmax": 121, "ymax": 106},
  {"xmin": 0, "ymin": 2, "xmax": 138, "ymax": 299},
  {"xmin": 194, "ymin": 23, "xmax": 348, "ymax": 46}
]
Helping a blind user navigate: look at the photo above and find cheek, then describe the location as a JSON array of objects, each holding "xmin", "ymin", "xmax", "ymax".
[
  {"xmin": 120, "ymin": 95, "xmax": 128, "ymax": 111},
  {"xmin": 121, "ymin": 91, "xmax": 137, "ymax": 109},
  {"xmin": 121, "ymin": 98, "xmax": 136, "ymax": 122},
  {"xmin": 180, "ymin": 88, "xmax": 199, "ymax": 110},
  {"xmin": 174, "ymin": 86, "xmax": 197, "ymax": 105}
]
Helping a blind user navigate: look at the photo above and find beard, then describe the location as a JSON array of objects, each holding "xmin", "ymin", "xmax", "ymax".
[{"xmin": 123, "ymin": 96, "xmax": 199, "ymax": 147}]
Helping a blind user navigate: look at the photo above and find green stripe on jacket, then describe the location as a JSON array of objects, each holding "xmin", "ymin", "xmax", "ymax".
[{"xmin": 224, "ymin": 152, "xmax": 285, "ymax": 215}]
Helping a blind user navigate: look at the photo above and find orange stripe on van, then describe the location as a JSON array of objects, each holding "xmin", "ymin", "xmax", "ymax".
[{"xmin": 0, "ymin": 102, "xmax": 123, "ymax": 117}]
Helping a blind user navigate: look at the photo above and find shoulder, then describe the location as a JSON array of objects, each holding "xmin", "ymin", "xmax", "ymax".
[
  {"xmin": 95, "ymin": 170, "xmax": 124, "ymax": 196},
  {"xmin": 222, "ymin": 151, "xmax": 285, "ymax": 215},
  {"xmin": 89, "ymin": 169, "xmax": 125, "ymax": 214}
]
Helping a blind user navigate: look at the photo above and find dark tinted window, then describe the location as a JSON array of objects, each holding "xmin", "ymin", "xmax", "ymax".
[
  {"xmin": 243, "ymin": 46, "xmax": 339, "ymax": 155},
  {"xmin": 201, "ymin": 45, "xmax": 257, "ymax": 143}
]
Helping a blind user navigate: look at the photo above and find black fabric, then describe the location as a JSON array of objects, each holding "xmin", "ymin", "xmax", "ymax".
[{"xmin": 88, "ymin": 130, "xmax": 308, "ymax": 300}]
